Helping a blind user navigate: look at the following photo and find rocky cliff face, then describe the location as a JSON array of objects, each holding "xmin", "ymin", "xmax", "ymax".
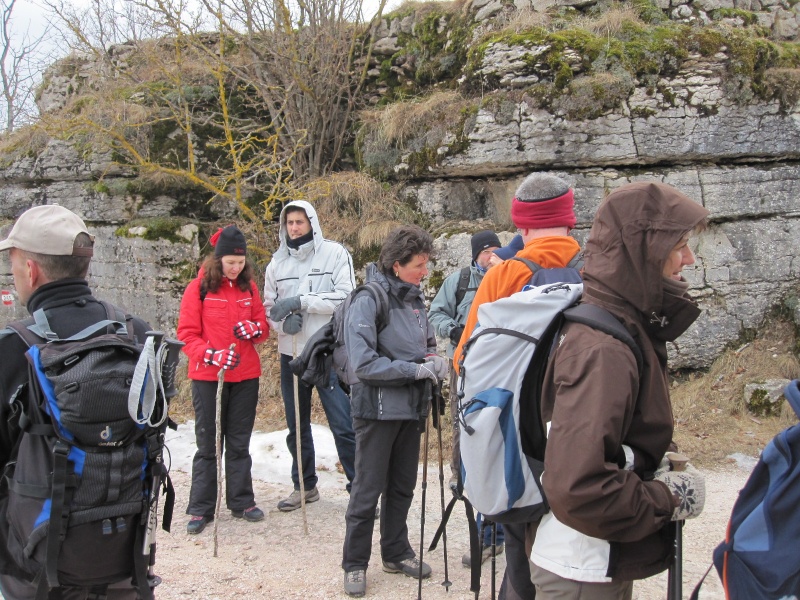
[
  {"xmin": 1, "ymin": 0, "xmax": 798, "ymax": 369},
  {"xmin": 360, "ymin": 0, "xmax": 800, "ymax": 369}
]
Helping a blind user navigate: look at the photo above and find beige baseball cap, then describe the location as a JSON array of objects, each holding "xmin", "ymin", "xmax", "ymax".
[{"xmin": 0, "ymin": 205, "xmax": 94, "ymax": 256}]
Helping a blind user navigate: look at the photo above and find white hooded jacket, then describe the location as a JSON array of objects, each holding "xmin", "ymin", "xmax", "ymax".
[{"xmin": 263, "ymin": 200, "xmax": 355, "ymax": 356}]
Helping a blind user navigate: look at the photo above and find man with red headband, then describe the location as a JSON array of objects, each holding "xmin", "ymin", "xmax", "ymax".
[{"xmin": 453, "ymin": 172, "xmax": 581, "ymax": 600}]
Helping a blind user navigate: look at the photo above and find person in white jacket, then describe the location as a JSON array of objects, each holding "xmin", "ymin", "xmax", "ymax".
[{"xmin": 264, "ymin": 200, "xmax": 357, "ymax": 511}]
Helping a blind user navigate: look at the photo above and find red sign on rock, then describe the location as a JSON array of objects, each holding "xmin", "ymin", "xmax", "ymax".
[{"xmin": 2, "ymin": 290, "xmax": 13, "ymax": 306}]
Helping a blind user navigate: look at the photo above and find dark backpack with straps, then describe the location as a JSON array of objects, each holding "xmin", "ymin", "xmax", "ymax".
[
  {"xmin": 331, "ymin": 282, "xmax": 390, "ymax": 387},
  {"xmin": 3, "ymin": 302, "xmax": 180, "ymax": 599}
]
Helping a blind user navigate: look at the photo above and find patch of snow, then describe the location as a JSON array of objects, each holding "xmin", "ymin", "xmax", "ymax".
[{"xmin": 165, "ymin": 422, "xmax": 349, "ymax": 490}]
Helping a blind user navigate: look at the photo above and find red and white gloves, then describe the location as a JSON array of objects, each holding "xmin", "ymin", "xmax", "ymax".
[
  {"xmin": 233, "ymin": 320, "xmax": 263, "ymax": 340},
  {"xmin": 204, "ymin": 348, "xmax": 241, "ymax": 370}
]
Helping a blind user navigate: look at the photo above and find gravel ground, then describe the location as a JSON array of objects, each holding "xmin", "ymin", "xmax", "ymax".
[{"xmin": 151, "ymin": 464, "xmax": 747, "ymax": 600}]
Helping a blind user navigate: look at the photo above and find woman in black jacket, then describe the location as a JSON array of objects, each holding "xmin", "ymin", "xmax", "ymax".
[{"xmin": 341, "ymin": 226, "xmax": 449, "ymax": 598}]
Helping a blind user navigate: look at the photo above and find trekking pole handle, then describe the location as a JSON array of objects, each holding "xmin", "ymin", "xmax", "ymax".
[
  {"xmin": 666, "ymin": 452, "xmax": 689, "ymax": 472},
  {"xmin": 145, "ymin": 330, "xmax": 164, "ymax": 346}
]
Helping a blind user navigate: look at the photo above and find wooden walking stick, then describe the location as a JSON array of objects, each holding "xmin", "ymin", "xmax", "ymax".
[
  {"xmin": 213, "ymin": 343, "xmax": 235, "ymax": 557},
  {"xmin": 293, "ymin": 334, "xmax": 309, "ymax": 535}
]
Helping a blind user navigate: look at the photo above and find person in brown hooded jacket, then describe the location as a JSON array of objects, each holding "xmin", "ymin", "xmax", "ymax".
[{"xmin": 529, "ymin": 182, "xmax": 710, "ymax": 598}]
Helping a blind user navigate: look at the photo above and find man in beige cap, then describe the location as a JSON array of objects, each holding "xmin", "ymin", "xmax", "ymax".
[{"xmin": 0, "ymin": 205, "xmax": 153, "ymax": 599}]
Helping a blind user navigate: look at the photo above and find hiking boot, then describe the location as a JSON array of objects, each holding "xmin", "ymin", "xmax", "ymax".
[
  {"xmin": 277, "ymin": 486, "xmax": 320, "ymax": 512},
  {"xmin": 231, "ymin": 506, "xmax": 265, "ymax": 522},
  {"xmin": 462, "ymin": 543, "xmax": 505, "ymax": 568},
  {"xmin": 344, "ymin": 569, "xmax": 367, "ymax": 597},
  {"xmin": 186, "ymin": 515, "xmax": 213, "ymax": 535},
  {"xmin": 382, "ymin": 557, "xmax": 432, "ymax": 579}
]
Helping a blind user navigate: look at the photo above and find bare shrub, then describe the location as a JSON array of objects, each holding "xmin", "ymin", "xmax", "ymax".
[
  {"xmin": 763, "ymin": 67, "xmax": 800, "ymax": 110},
  {"xmin": 303, "ymin": 171, "xmax": 415, "ymax": 251},
  {"xmin": 500, "ymin": 7, "xmax": 552, "ymax": 34},
  {"xmin": 574, "ymin": 3, "xmax": 645, "ymax": 37}
]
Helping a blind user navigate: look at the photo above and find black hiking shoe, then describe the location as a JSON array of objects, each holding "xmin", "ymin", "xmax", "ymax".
[
  {"xmin": 186, "ymin": 515, "xmax": 213, "ymax": 534},
  {"xmin": 231, "ymin": 506, "xmax": 265, "ymax": 522},
  {"xmin": 382, "ymin": 557, "xmax": 432, "ymax": 579},
  {"xmin": 344, "ymin": 569, "xmax": 367, "ymax": 597}
]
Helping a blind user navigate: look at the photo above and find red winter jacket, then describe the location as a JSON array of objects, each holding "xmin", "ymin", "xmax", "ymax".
[{"xmin": 177, "ymin": 275, "xmax": 268, "ymax": 382}]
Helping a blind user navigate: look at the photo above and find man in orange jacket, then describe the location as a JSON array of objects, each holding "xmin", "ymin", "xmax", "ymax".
[{"xmin": 452, "ymin": 172, "xmax": 581, "ymax": 600}]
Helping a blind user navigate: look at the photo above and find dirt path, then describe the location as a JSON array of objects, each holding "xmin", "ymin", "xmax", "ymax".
[{"xmin": 152, "ymin": 464, "xmax": 745, "ymax": 599}]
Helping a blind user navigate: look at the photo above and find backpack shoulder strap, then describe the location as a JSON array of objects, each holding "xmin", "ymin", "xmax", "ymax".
[
  {"xmin": 5, "ymin": 319, "xmax": 42, "ymax": 348},
  {"xmin": 509, "ymin": 256, "xmax": 542, "ymax": 275},
  {"xmin": 359, "ymin": 282, "xmax": 390, "ymax": 330},
  {"xmin": 453, "ymin": 266, "xmax": 474, "ymax": 308},
  {"xmin": 99, "ymin": 300, "xmax": 135, "ymax": 341},
  {"xmin": 563, "ymin": 304, "xmax": 643, "ymax": 375},
  {"xmin": 566, "ymin": 250, "xmax": 584, "ymax": 271}
]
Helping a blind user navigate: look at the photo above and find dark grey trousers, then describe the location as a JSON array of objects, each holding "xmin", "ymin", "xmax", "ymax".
[
  {"xmin": 187, "ymin": 378, "xmax": 259, "ymax": 517},
  {"xmin": 342, "ymin": 418, "xmax": 422, "ymax": 572},
  {"xmin": 498, "ymin": 521, "xmax": 537, "ymax": 599}
]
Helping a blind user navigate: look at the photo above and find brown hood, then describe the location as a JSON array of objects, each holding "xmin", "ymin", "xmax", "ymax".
[{"xmin": 582, "ymin": 182, "xmax": 709, "ymax": 320}]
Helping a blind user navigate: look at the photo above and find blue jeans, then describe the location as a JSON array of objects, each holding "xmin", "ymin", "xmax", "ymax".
[
  {"xmin": 280, "ymin": 353, "xmax": 356, "ymax": 491},
  {"xmin": 477, "ymin": 513, "xmax": 505, "ymax": 547}
]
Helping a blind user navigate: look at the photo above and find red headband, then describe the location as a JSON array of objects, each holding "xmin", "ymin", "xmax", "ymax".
[{"xmin": 511, "ymin": 189, "xmax": 576, "ymax": 230}]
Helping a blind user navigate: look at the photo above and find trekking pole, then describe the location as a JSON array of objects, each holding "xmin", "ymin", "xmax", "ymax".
[
  {"xmin": 666, "ymin": 452, "xmax": 689, "ymax": 600},
  {"xmin": 490, "ymin": 521, "xmax": 497, "ymax": 600},
  {"xmin": 213, "ymin": 343, "xmax": 234, "ymax": 557},
  {"xmin": 433, "ymin": 382, "xmax": 452, "ymax": 591},
  {"xmin": 293, "ymin": 334, "xmax": 309, "ymax": 535},
  {"xmin": 418, "ymin": 384, "xmax": 432, "ymax": 600}
]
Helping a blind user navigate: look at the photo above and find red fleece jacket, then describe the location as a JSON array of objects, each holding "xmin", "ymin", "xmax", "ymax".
[{"xmin": 177, "ymin": 276, "xmax": 268, "ymax": 382}]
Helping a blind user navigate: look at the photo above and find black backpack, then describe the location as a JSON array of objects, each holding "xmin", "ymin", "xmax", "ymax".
[
  {"xmin": 331, "ymin": 282, "xmax": 390, "ymax": 387},
  {"xmin": 288, "ymin": 282, "xmax": 390, "ymax": 391},
  {"xmin": 3, "ymin": 302, "xmax": 180, "ymax": 599}
]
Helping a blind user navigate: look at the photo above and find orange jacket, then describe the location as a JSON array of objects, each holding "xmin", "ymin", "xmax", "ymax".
[{"xmin": 453, "ymin": 235, "xmax": 581, "ymax": 371}]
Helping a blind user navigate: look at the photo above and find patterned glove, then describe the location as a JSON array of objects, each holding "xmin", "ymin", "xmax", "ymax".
[
  {"xmin": 449, "ymin": 325, "xmax": 465, "ymax": 346},
  {"xmin": 415, "ymin": 362, "xmax": 438, "ymax": 384},
  {"xmin": 270, "ymin": 296, "xmax": 302, "ymax": 322},
  {"xmin": 283, "ymin": 313, "xmax": 303, "ymax": 335},
  {"xmin": 233, "ymin": 320, "xmax": 262, "ymax": 340},
  {"xmin": 204, "ymin": 348, "xmax": 241, "ymax": 370},
  {"xmin": 654, "ymin": 463, "xmax": 706, "ymax": 521},
  {"xmin": 426, "ymin": 353, "xmax": 450, "ymax": 380}
]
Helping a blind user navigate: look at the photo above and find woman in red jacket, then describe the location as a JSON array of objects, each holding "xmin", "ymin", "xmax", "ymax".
[{"xmin": 177, "ymin": 225, "xmax": 269, "ymax": 534}]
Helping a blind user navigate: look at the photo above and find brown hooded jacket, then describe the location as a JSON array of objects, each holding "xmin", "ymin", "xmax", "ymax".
[{"xmin": 537, "ymin": 182, "xmax": 710, "ymax": 581}]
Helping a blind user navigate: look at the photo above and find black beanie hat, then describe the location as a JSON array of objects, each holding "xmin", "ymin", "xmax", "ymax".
[
  {"xmin": 212, "ymin": 225, "xmax": 247, "ymax": 257},
  {"xmin": 471, "ymin": 230, "xmax": 502, "ymax": 261}
]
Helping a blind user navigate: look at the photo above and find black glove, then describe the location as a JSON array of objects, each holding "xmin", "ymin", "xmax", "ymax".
[
  {"xmin": 449, "ymin": 325, "xmax": 465, "ymax": 346},
  {"xmin": 270, "ymin": 296, "xmax": 301, "ymax": 322},
  {"xmin": 283, "ymin": 313, "xmax": 303, "ymax": 335}
]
